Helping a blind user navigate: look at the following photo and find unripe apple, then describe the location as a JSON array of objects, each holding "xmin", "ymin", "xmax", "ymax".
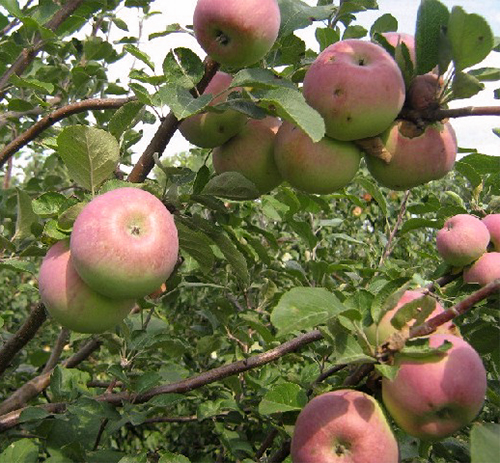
[
  {"xmin": 273, "ymin": 121, "xmax": 362, "ymax": 194},
  {"xmin": 212, "ymin": 117, "xmax": 282, "ymax": 194},
  {"xmin": 179, "ymin": 71, "xmax": 247, "ymax": 148},
  {"xmin": 39, "ymin": 241, "xmax": 135, "ymax": 333},
  {"xmin": 382, "ymin": 334, "xmax": 487, "ymax": 440},
  {"xmin": 364, "ymin": 120, "xmax": 457, "ymax": 190},
  {"xmin": 193, "ymin": 0, "xmax": 281, "ymax": 68},
  {"xmin": 463, "ymin": 252, "xmax": 500, "ymax": 286},
  {"xmin": 482, "ymin": 214, "xmax": 500, "ymax": 251},
  {"xmin": 302, "ymin": 39, "xmax": 405, "ymax": 141},
  {"xmin": 365, "ymin": 290, "xmax": 456, "ymax": 346},
  {"xmin": 291, "ymin": 389, "xmax": 399, "ymax": 463},
  {"xmin": 70, "ymin": 188, "xmax": 179, "ymax": 300},
  {"xmin": 436, "ymin": 214, "xmax": 490, "ymax": 267},
  {"xmin": 382, "ymin": 32, "xmax": 416, "ymax": 66}
]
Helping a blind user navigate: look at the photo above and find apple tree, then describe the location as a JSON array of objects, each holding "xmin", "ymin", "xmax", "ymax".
[{"xmin": 0, "ymin": 0, "xmax": 499, "ymax": 462}]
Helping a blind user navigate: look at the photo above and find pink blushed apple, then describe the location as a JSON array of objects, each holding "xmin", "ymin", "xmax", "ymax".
[
  {"xmin": 302, "ymin": 39, "xmax": 405, "ymax": 141},
  {"xmin": 482, "ymin": 214, "xmax": 500, "ymax": 251},
  {"xmin": 193, "ymin": 0, "xmax": 281, "ymax": 68},
  {"xmin": 436, "ymin": 214, "xmax": 490, "ymax": 267},
  {"xmin": 273, "ymin": 121, "xmax": 362, "ymax": 194},
  {"xmin": 39, "ymin": 241, "xmax": 135, "ymax": 333},
  {"xmin": 179, "ymin": 71, "xmax": 246, "ymax": 148},
  {"xmin": 365, "ymin": 120, "xmax": 457, "ymax": 190},
  {"xmin": 70, "ymin": 188, "xmax": 179, "ymax": 300},
  {"xmin": 291, "ymin": 389, "xmax": 399, "ymax": 463},
  {"xmin": 381, "ymin": 32, "xmax": 416, "ymax": 66},
  {"xmin": 463, "ymin": 252, "xmax": 500, "ymax": 286},
  {"xmin": 382, "ymin": 334, "xmax": 487, "ymax": 440}
]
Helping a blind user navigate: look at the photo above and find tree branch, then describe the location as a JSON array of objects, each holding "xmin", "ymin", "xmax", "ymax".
[
  {"xmin": 0, "ymin": 303, "xmax": 47, "ymax": 377},
  {"xmin": 0, "ymin": 97, "xmax": 135, "ymax": 169},
  {"xmin": 127, "ymin": 58, "xmax": 220, "ymax": 183},
  {"xmin": 41, "ymin": 328, "xmax": 70, "ymax": 374},
  {"xmin": 399, "ymin": 105, "xmax": 500, "ymax": 124}
]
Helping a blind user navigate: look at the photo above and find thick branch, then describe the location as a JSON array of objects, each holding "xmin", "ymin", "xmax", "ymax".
[
  {"xmin": 0, "ymin": 97, "xmax": 134, "ymax": 169},
  {"xmin": 127, "ymin": 58, "xmax": 220, "ymax": 183},
  {"xmin": 0, "ymin": 304, "xmax": 47, "ymax": 377}
]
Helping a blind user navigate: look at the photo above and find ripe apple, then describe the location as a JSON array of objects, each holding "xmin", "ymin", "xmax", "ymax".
[
  {"xmin": 291, "ymin": 389, "xmax": 399, "ymax": 463},
  {"xmin": 463, "ymin": 252, "xmax": 500, "ymax": 286},
  {"xmin": 179, "ymin": 71, "xmax": 247, "ymax": 148},
  {"xmin": 365, "ymin": 290, "xmax": 456, "ymax": 346},
  {"xmin": 212, "ymin": 117, "xmax": 282, "ymax": 194},
  {"xmin": 70, "ymin": 187, "xmax": 179, "ymax": 300},
  {"xmin": 382, "ymin": 333, "xmax": 487, "ymax": 440},
  {"xmin": 364, "ymin": 120, "xmax": 457, "ymax": 190},
  {"xmin": 482, "ymin": 214, "xmax": 500, "ymax": 251},
  {"xmin": 273, "ymin": 121, "xmax": 362, "ymax": 194},
  {"xmin": 382, "ymin": 32, "xmax": 416, "ymax": 66},
  {"xmin": 193, "ymin": 0, "xmax": 281, "ymax": 68},
  {"xmin": 436, "ymin": 214, "xmax": 490, "ymax": 267},
  {"xmin": 302, "ymin": 39, "xmax": 405, "ymax": 141},
  {"xmin": 39, "ymin": 241, "xmax": 135, "ymax": 333}
]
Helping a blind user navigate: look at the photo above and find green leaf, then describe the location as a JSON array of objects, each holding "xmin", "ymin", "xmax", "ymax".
[
  {"xmin": 271, "ymin": 287, "xmax": 346, "ymax": 336},
  {"xmin": 13, "ymin": 188, "xmax": 38, "ymax": 240},
  {"xmin": 32, "ymin": 192, "xmax": 67, "ymax": 218},
  {"xmin": 0, "ymin": 439, "xmax": 38, "ymax": 463},
  {"xmin": 124, "ymin": 44, "xmax": 155, "ymax": 71},
  {"xmin": 19, "ymin": 407, "xmax": 51, "ymax": 423},
  {"xmin": 162, "ymin": 47, "xmax": 204, "ymax": 89},
  {"xmin": 370, "ymin": 14, "xmax": 398, "ymax": 37},
  {"xmin": 57, "ymin": 126, "xmax": 121, "ymax": 194},
  {"xmin": 451, "ymin": 71, "xmax": 485, "ymax": 100},
  {"xmin": 159, "ymin": 451, "xmax": 191, "ymax": 463},
  {"xmin": 447, "ymin": 6, "xmax": 494, "ymax": 71},
  {"xmin": 277, "ymin": 0, "xmax": 335, "ymax": 37},
  {"xmin": 149, "ymin": 23, "xmax": 183, "ymax": 40},
  {"xmin": 10, "ymin": 75, "xmax": 54, "ymax": 93},
  {"xmin": 258, "ymin": 382, "xmax": 307, "ymax": 415},
  {"xmin": 469, "ymin": 67, "xmax": 500, "ymax": 82},
  {"xmin": 109, "ymin": 101, "xmax": 145, "ymax": 139},
  {"xmin": 201, "ymin": 172, "xmax": 261, "ymax": 200},
  {"xmin": 2, "ymin": 0, "xmax": 22, "ymax": 16},
  {"xmin": 399, "ymin": 338, "xmax": 452, "ymax": 360},
  {"xmin": 390, "ymin": 295, "xmax": 436, "ymax": 330},
  {"xmin": 177, "ymin": 222, "xmax": 215, "ymax": 274},
  {"xmin": 375, "ymin": 364, "xmax": 400, "ymax": 380},
  {"xmin": 315, "ymin": 27, "xmax": 340, "ymax": 51},
  {"xmin": 415, "ymin": 0, "xmax": 450, "ymax": 75},
  {"xmin": 400, "ymin": 218, "xmax": 441, "ymax": 234},
  {"xmin": 356, "ymin": 177, "xmax": 388, "ymax": 217},
  {"xmin": 330, "ymin": 323, "xmax": 375, "ymax": 364},
  {"xmin": 0, "ymin": 259, "xmax": 37, "ymax": 274},
  {"xmin": 343, "ymin": 25, "xmax": 368, "ymax": 40},
  {"xmin": 370, "ymin": 278, "xmax": 411, "ymax": 324},
  {"xmin": 454, "ymin": 160, "xmax": 482, "ymax": 188},
  {"xmin": 158, "ymin": 85, "xmax": 212, "ymax": 119},
  {"xmin": 256, "ymin": 87, "xmax": 325, "ymax": 142},
  {"xmin": 230, "ymin": 68, "xmax": 296, "ymax": 90},
  {"xmin": 471, "ymin": 423, "xmax": 500, "ymax": 463},
  {"xmin": 129, "ymin": 83, "xmax": 153, "ymax": 105}
]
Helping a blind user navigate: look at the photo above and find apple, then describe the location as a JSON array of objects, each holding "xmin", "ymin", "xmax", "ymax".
[
  {"xmin": 365, "ymin": 290, "xmax": 456, "ymax": 346},
  {"xmin": 302, "ymin": 39, "xmax": 405, "ymax": 141},
  {"xmin": 364, "ymin": 120, "xmax": 457, "ymax": 190},
  {"xmin": 193, "ymin": 0, "xmax": 281, "ymax": 68},
  {"xmin": 482, "ymin": 214, "xmax": 500, "ymax": 251},
  {"xmin": 39, "ymin": 241, "xmax": 135, "ymax": 333},
  {"xmin": 407, "ymin": 73, "xmax": 443, "ymax": 110},
  {"xmin": 70, "ymin": 187, "xmax": 179, "ymax": 300},
  {"xmin": 273, "ymin": 121, "xmax": 362, "ymax": 194},
  {"xmin": 463, "ymin": 252, "xmax": 500, "ymax": 286},
  {"xmin": 436, "ymin": 214, "xmax": 490, "ymax": 267},
  {"xmin": 382, "ymin": 32, "xmax": 416, "ymax": 66},
  {"xmin": 382, "ymin": 333, "xmax": 487, "ymax": 440},
  {"xmin": 291, "ymin": 389, "xmax": 399, "ymax": 463},
  {"xmin": 212, "ymin": 117, "xmax": 282, "ymax": 194},
  {"xmin": 179, "ymin": 71, "xmax": 247, "ymax": 148}
]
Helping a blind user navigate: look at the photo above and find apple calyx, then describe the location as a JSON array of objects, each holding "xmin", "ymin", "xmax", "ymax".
[{"xmin": 355, "ymin": 136, "xmax": 392, "ymax": 163}]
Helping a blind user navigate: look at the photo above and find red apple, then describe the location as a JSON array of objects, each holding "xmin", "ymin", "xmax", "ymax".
[
  {"xmin": 365, "ymin": 120, "xmax": 457, "ymax": 190},
  {"xmin": 382, "ymin": 333, "xmax": 487, "ymax": 440},
  {"xmin": 193, "ymin": 0, "xmax": 281, "ymax": 68},
  {"xmin": 463, "ymin": 252, "xmax": 500, "ymax": 286},
  {"xmin": 291, "ymin": 389, "xmax": 399, "ymax": 463},
  {"xmin": 70, "ymin": 188, "xmax": 179, "ymax": 299},
  {"xmin": 482, "ymin": 214, "xmax": 500, "ymax": 251},
  {"xmin": 212, "ymin": 117, "xmax": 282, "ymax": 194},
  {"xmin": 273, "ymin": 121, "xmax": 362, "ymax": 194},
  {"xmin": 302, "ymin": 39, "xmax": 405, "ymax": 141},
  {"xmin": 179, "ymin": 71, "xmax": 247, "ymax": 148},
  {"xmin": 436, "ymin": 214, "xmax": 490, "ymax": 267},
  {"xmin": 39, "ymin": 241, "xmax": 135, "ymax": 333}
]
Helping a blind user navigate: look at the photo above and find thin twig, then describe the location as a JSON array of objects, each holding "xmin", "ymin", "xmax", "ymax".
[
  {"xmin": 42, "ymin": 328, "xmax": 70, "ymax": 374},
  {"xmin": 399, "ymin": 105, "xmax": 500, "ymax": 123}
]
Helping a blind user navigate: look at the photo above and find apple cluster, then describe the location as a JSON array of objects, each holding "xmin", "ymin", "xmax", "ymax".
[
  {"xmin": 184, "ymin": 1, "xmax": 458, "ymax": 196},
  {"xmin": 38, "ymin": 188, "xmax": 179, "ymax": 333},
  {"xmin": 436, "ymin": 213, "xmax": 500, "ymax": 286}
]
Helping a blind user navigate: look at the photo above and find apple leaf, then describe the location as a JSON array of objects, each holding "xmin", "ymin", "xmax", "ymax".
[
  {"xmin": 201, "ymin": 172, "xmax": 261, "ymax": 201},
  {"xmin": 2, "ymin": 0, "xmax": 22, "ymax": 17},
  {"xmin": 370, "ymin": 278, "xmax": 411, "ymax": 325},
  {"xmin": 415, "ymin": 0, "xmax": 450, "ymax": 75},
  {"xmin": 129, "ymin": 83, "xmax": 153, "ymax": 105},
  {"xmin": 375, "ymin": 364, "xmax": 400, "ymax": 380},
  {"xmin": 57, "ymin": 126, "xmax": 121, "ymax": 194},
  {"xmin": 390, "ymin": 295, "xmax": 436, "ymax": 330},
  {"xmin": 32, "ymin": 192, "xmax": 67, "ymax": 218},
  {"xmin": 258, "ymin": 382, "xmax": 307, "ymax": 415},
  {"xmin": 356, "ymin": 177, "xmax": 387, "ymax": 217},
  {"xmin": 271, "ymin": 287, "xmax": 346, "ymax": 336},
  {"xmin": 399, "ymin": 338, "xmax": 452, "ymax": 360},
  {"xmin": 158, "ymin": 85, "xmax": 212, "ymax": 120},
  {"xmin": 9, "ymin": 75, "xmax": 54, "ymax": 94},
  {"xmin": 370, "ymin": 14, "xmax": 398, "ymax": 37},
  {"xmin": 315, "ymin": 27, "xmax": 340, "ymax": 51},
  {"xmin": 159, "ymin": 451, "xmax": 191, "ymax": 463},
  {"xmin": 451, "ymin": 71, "xmax": 485, "ymax": 100},
  {"xmin": 400, "ymin": 218, "xmax": 441, "ymax": 235},
  {"xmin": 471, "ymin": 423, "xmax": 500, "ymax": 463},
  {"xmin": 13, "ymin": 189, "xmax": 39, "ymax": 241},
  {"xmin": 0, "ymin": 439, "xmax": 38, "ymax": 463},
  {"xmin": 108, "ymin": 101, "xmax": 145, "ymax": 139},
  {"xmin": 447, "ymin": 7, "xmax": 494, "ymax": 72},
  {"xmin": 176, "ymin": 222, "xmax": 215, "ymax": 274},
  {"xmin": 230, "ymin": 68, "xmax": 295, "ymax": 90},
  {"xmin": 124, "ymin": 44, "xmax": 155, "ymax": 72},
  {"xmin": 277, "ymin": 0, "xmax": 335, "ymax": 37},
  {"xmin": 0, "ymin": 235, "xmax": 16, "ymax": 253},
  {"xmin": 454, "ymin": 161, "xmax": 482, "ymax": 189},
  {"xmin": 162, "ymin": 47, "xmax": 204, "ymax": 89},
  {"xmin": 0, "ymin": 259, "xmax": 37, "ymax": 275}
]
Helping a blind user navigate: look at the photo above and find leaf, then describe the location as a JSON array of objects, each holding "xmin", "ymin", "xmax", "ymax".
[
  {"xmin": 0, "ymin": 259, "xmax": 37, "ymax": 275},
  {"xmin": 32, "ymin": 192, "xmax": 67, "ymax": 218},
  {"xmin": 9, "ymin": 75, "xmax": 54, "ymax": 94},
  {"xmin": 124, "ymin": 44, "xmax": 155, "ymax": 71},
  {"xmin": 176, "ymin": 222, "xmax": 215, "ymax": 274},
  {"xmin": 370, "ymin": 278, "xmax": 411, "ymax": 324},
  {"xmin": 271, "ymin": 287, "xmax": 346, "ymax": 336},
  {"xmin": 256, "ymin": 87, "xmax": 325, "ymax": 142},
  {"xmin": 162, "ymin": 47, "xmax": 205, "ymax": 89},
  {"xmin": 315, "ymin": 27, "xmax": 340, "ymax": 51},
  {"xmin": 129, "ymin": 83, "xmax": 153, "ymax": 105},
  {"xmin": 2, "ymin": 0, "xmax": 22, "ymax": 16},
  {"xmin": 375, "ymin": 364, "xmax": 400, "ymax": 380},
  {"xmin": 258, "ymin": 382, "xmax": 307, "ymax": 415},
  {"xmin": 13, "ymin": 188, "xmax": 38, "ymax": 240},
  {"xmin": 201, "ymin": 172, "xmax": 261, "ymax": 200},
  {"xmin": 158, "ymin": 85, "xmax": 212, "ymax": 120},
  {"xmin": 57, "ymin": 126, "xmax": 120, "ymax": 194},
  {"xmin": 330, "ymin": 324, "xmax": 375, "ymax": 364},
  {"xmin": 469, "ymin": 67, "xmax": 500, "ymax": 82},
  {"xmin": 159, "ymin": 451, "xmax": 191, "ymax": 463},
  {"xmin": 471, "ymin": 423, "xmax": 500, "ymax": 463},
  {"xmin": 390, "ymin": 295, "xmax": 436, "ymax": 330},
  {"xmin": 277, "ymin": 0, "xmax": 335, "ymax": 37},
  {"xmin": 400, "ymin": 218, "xmax": 441, "ymax": 234},
  {"xmin": 230, "ymin": 68, "xmax": 296, "ymax": 90},
  {"xmin": 454, "ymin": 161, "xmax": 482, "ymax": 188},
  {"xmin": 370, "ymin": 14, "xmax": 398, "ymax": 37},
  {"xmin": 356, "ymin": 177, "xmax": 388, "ymax": 217},
  {"xmin": 415, "ymin": 0, "xmax": 450, "ymax": 75},
  {"xmin": 108, "ymin": 101, "xmax": 145, "ymax": 139},
  {"xmin": 447, "ymin": 6, "xmax": 494, "ymax": 71},
  {"xmin": 451, "ymin": 71, "xmax": 485, "ymax": 100},
  {"xmin": 0, "ymin": 439, "xmax": 38, "ymax": 463}
]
